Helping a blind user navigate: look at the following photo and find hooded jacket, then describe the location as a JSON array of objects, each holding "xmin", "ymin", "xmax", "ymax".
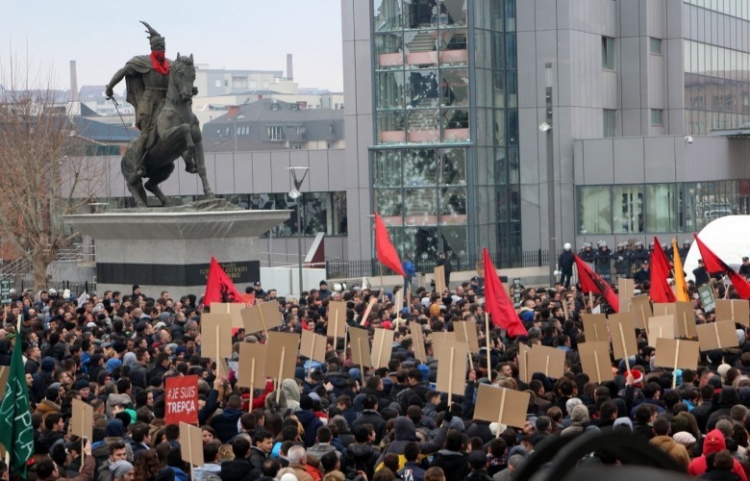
[
  {"xmin": 376, "ymin": 417, "xmax": 448, "ymax": 466},
  {"xmin": 281, "ymin": 378, "xmax": 301, "ymax": 411},
  {"xmin": 210, "ymin": 407, "xmax": 244, "ymax": 443},
  {"xmin": 650, "ymin": 435, "xmax": 690, "ymax": 470},
  {"xmin": 296, "ymin": 409, "xmax": 324, "ymax": 447},
  {"xmin": 688, "ymin": 429, "xmax": 747, "ymax": 481},
  {"xmin": 429, "ymin": 449, "xmax": 470, "ymax": 481}
]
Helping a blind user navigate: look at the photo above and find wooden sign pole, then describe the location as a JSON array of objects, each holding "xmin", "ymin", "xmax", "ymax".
[
  {"xmin": 307, "ymin": 336, "xmax": 316, "ymax": 379},
  {"xmin": 357, "ymin": 338, "xmax": 365, "ymax": 380},
  {"xmin": 714, "ymin": 323, "xmax": 722, "ymax": 349},
  {"xmin": 544, "ymin": 355, "xmax": 550, "ymax": 378},
  {"xmin": 589, "ymin": 292, "xmax": 593, "ymax": 312},
  {"xmin": 594, "ymin": 351, "xmax": 601, "ymax": 383},
  {"xmin": 447, "ymin": 347, "xmax": 455, "ymax": 407},
  {"xmin": 334, "ymin": 311, "xmax": 339, "ymax": 351},
  {"xmin": 495, "ymin": 389, "xmax": 507, "ymax": 438},
  {"xmin": 188, "ymin": 429, "xmax": 195, "ymax": 481},
  {"xmin": 672, "ymin": 342, "xmax": 680, "ymax": 389},
  {"xmin": 485, "ymin": 313, "xmax": 491, "ymax": 379},
  {"xmin": 258, "ymin": 308, "xmax": 268, "ymax": 338},
  {"xmin": 249, "ymin": 358, "xmax": 255, "ymax": 413},
  {"xmin": 379, "ymin": 263, "xmax": 385, "ymax": 302},
  {"xmin": 215, "ymin": 325, "xmax": 221, "ymax": 378},
  {"xmin": 342, "ymin": 327, "xmax": 349, "ymax": 363},
  {"xmin": 377, "ymin": 334, "xmax": 385, "ymax": 368},
  {"xmin": 618, "ymin": 323, "xmax": 631, "ymax": 371},
  {"xmin": 275, "ymin": 347, "xmax": 286, "ymax": 404},
  {"xmin": 562, "ymin": 297, "xmax": 570, "ymax": 320},
  {"xmin": 461, "ymin": 322, "xmax": 474, "ymax": 373}
]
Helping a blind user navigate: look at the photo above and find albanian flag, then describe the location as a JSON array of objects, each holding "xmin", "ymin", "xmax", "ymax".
[{"xmin": 574, "ymin": 254, "xmax": 620, "ymax": 312}]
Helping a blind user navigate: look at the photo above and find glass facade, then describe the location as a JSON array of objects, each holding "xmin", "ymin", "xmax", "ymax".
[
  {"xmin": 372, "ymin": 0, "xmax": 519, "ymax": 264},
  {"xmin": 577, "ymin": 180, "xmax": 750, "ymax": 234},
  {"xmin": 683, "ymin": 2, "xmax": 750, "ymax": 134}
]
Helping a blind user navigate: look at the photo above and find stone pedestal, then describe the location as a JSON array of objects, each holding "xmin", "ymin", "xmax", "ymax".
[{"xmin": 65, "ymin": 203, "xmax": 290, "ymax": 297}]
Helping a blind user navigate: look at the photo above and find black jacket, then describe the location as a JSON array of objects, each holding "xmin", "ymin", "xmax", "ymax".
[
  {"xmin": 558, "ymin": 251, "xmax": 575, "ymax": 271},
  {"xmin": 352, "ymin": 410, "xmax": 387, "ymax": 444},
  {"xmin": 219, "ymin": 458, "xmax": 256, "ymax": 481},
  {"xmin": 429, "ymin": 450, "xmax": 470, "ymax": 481}
]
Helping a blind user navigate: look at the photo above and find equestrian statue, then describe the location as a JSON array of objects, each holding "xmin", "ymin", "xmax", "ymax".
[{"xmin": 105, "ymin": 21, "xmax": 214, "ymax": 207}]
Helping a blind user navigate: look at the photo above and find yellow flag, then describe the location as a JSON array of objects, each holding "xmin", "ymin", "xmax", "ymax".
[{"xmin": 672, "ymin": 239, "xmax": 690, "ymax": 302}]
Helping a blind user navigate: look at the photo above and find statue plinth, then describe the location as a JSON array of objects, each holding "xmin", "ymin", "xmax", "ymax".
[{"xmin": 64, "ymin": 205, "xmax": 291, "ymax": 296}]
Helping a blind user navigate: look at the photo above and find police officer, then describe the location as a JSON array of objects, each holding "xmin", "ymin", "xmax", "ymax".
[
  {"xmin": 630, "ymin": 242, "xmax": 649, "ymax": 277},
  {"xmin": 615, "ymin": 242, "xmax": 630, "ymax": 279},
  {"xmin": 595, "ymin": 241, "xmax": 613, "ymax": 281},
  {"xmin": 579, "ymin": 242, "xmax": 596, "ymax": 266},
  {"xmin": 739, "ymin": 256, "xmax": 750, "ymax": 278},
  {"xmin": 679, "ymin": 240, "xmax": 691, "ymax": 263},
  {"xmin": 634, "ymin": 259, "xmax": 650, "ymax": 286}
]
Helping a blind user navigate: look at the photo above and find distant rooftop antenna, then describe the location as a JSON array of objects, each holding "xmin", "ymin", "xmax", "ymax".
[{"xmin": 287, "ymin": 53, "xmax": 294, "ymax": 81}]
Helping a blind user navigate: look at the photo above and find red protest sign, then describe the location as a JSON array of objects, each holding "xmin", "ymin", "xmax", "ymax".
[{"xmin": 165, "ymin": 375, "xmax": 199, "ymax": 426}]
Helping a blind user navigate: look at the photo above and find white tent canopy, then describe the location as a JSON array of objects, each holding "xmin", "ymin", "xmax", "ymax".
[{"xmin": 684, "ymin": 215, "xmax": 749, "ymax": 281}]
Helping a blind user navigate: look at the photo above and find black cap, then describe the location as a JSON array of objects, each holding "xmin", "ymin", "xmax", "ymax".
[
  {"xmin": 320, "ymin": 280, "xmax": 328, "ymax": 286},
  {"xmin": 471, "ymin": 276, "xmax": 479, "ymax": 282},
  {"xmin": 468, "ymin": 451, "xmax": 488, "ymax": 469},
  {"xmin": 253, "ymin": 281, "xmax": 261, "ymax": 287}
]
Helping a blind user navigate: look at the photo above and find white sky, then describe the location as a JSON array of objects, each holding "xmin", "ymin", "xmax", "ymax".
[{"xmin": 0, "ymin": 0, "xmax": 344, "ymax": 93}]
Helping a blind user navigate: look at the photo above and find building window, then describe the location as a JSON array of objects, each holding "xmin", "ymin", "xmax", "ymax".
[
  {"xmin": 267, "ymin": 126, "xmax": 284, "ymax": 140},
  {"xmin": 579, "ymin": 186, "xmax": 612, "ymax": 234},
  {"xmin": 602, "ymin": 37, "xmax": 615, "ymax": 70},
  {"xmin": 650, "ymin": 38, "xmax": 662, "ymax": 55},
  {"xmin": 214, "ymin": 80, "xmax": 222, "ymax": 88},
  {"xmin": 603, "ymin": 109, "xmax": 616, "ymax": 137},
  {"xmin": 651, "ymin": 109, "xmax": 664, "ymax": 126}
]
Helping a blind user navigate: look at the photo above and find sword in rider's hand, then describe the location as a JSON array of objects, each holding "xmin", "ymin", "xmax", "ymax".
[{"xmin": 108, "ymin": 94, "xmax": 132, "ymax": 141}]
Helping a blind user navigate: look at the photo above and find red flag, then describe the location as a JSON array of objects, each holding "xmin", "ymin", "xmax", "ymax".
[
  {"xmin": 650, "ymin": 236, "xmax": 676, "ymax": 303},
  {"xmin": 203, "ymin": 256, "xmax": 245, "ymax": 306},
  {"xmin": 374, "ymin": 213, "xmax": 406, "ymax": 277},
  {"xmin": 483, "ymin": 248, "xmax": 527, "ymax": 337},
  {"xmin": 574, "ymin": 255, "xmax": 620, "ymax": 312},
  {"xmin": 694, "ymin": 235, "xmax": 750, "ymax": 299}
]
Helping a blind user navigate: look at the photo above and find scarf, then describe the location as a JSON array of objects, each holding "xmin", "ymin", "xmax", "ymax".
[{"xmin": 150, "ymin": 51, "xmax": 169, "ymax": 75}]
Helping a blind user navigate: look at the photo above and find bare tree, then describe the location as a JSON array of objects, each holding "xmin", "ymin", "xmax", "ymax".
[{"xmin": 0, "ymin": 59, "xmax": 106, "ymax": 291}]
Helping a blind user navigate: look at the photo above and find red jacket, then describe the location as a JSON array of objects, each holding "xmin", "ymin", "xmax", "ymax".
[{"xmin": 687, "ymin": 429, "xmax": 747, "ymax": 481}]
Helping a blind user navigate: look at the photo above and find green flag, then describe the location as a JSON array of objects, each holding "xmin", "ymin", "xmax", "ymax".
[{"xmin": 0, "ymin": 339, "xmax": 34, "ymax": 479}]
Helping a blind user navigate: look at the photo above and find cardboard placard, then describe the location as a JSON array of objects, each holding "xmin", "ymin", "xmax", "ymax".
[
  {"xmin": 455, "ymin": 319, "xmax": 480, "ymax": 353},
  {"xmin": 474, "ymin": 384, "xmax": 530, "ymax": 430},
  {"xmin": 581, "ymin": 314, "xmax": 608, "ymax": 343},
  {"xmin": 327, "ymin": 301, "xmax": 348, "ymax": 339},
  {"xmin": 300, "ymin": 329, "xmax": 327, "ymax": 364},
  {"xmin": 0, "ymin": 366, "xmax": 9, "ymax": 401},
  {"xmin": 518, "ymin": 343, "xmax": 531, "ymax": 383},
  {"xmin": 652, "ymin": 303, "xmax": 676, "ymax": 318},
  {"xmin": 348, "ymin": 327, "xmax": 371, "ymax": 369},
  {"xmin": 654, "ymin": 338, "xmax": 700, "ymax": 370},
  {"xmin": 165, "ymin": 375, "xmax": 199, "ymax": 425},
  {"xmin": 237, "ymin": 343, "xmax": 267, "ymax": 390},
  {"xmin": 631, "ymin": 296, "xmax": 652, "ymax": 331},
  {"xmin": 609, "ymin": 312, "xmax": 638, "ymax": 361},
  {"xmin": 578, "ymin": 341, "xmax": 614, "ymax": 384},
  {"xmin": 648, "ymin": 315, "xmax": 675, "ymax": 340},
  {"xmin": 431, "ymin": 330, "xmax": 456, "ymax": 350},
  {"xmin": 394, "ymin": 289, "xmax": 404, "ymax": 314},
  {"xmin": 265, "ymin": 332, "xmax": 299, "ymax": 382},
  {"xmin": 695, "ymin": 320, "xmax": 739, "ymax": 351},
  {"xmin": 179, "ymin": 422, "xmax": 205, "ymax": 467},
  {"xmin": 241, "ymin": 300, "xmax": 282, "ymax": 333},
  {"xmin": 371, "ymin": 328, "xmax": 395, "ymax": 369},
  {"xmin": 410, "ymin": 322, "xmax": 427, "ymax": 364},
  {"xmin": 434, "ymin": 265, "xmax": 446, "ymax": 293},
  {"xmin": 715, "ymin": 300, "xmax": 750, "ymax": 327},
  {"xmin": 200, "ymin": 313, "xmax": 233, "ymax": 359},
  {"xmin": 527, "ymin": 344, "xmax": 566, "ymax": 380},
  {"xmin": 619, "ymin": 278, "xmax": 635, "ymax": 301},
  {"xmin": 210, "ymin": 303, "xmax": 245, "ymax": 328},
  {"xmin": 674, "ymin": 301, "xmax": 698, "ymax": 339},
  {"xmin": 359, "ymin": 297, "xmax": 378, "ymax": 326},
  {"xmin": 436, "ymin": 340, "xmax": 468, "ymax": 396},
  {"xmin": 70, "ymin": 399, "xmax": 93, "ymax": 440}
]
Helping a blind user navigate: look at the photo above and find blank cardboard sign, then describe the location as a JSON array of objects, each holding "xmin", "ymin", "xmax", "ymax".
[
  {"xmin": 70, "ymin": 399, "xmax": 93, "ymax": 440},
  {"xmin": 241, "ymin": 300, "xmax": 283, "ymax": 333},
  {"xmin": 434, "ymin": 266, "xmax": 446, "ymax": 293},
  {"xmin": 578, "ymin": 341, "xmax": 614, "ymax": 384},
  {"xmin": 265, "ymin": 332, "xmax": 299, "ymax": 382},
  {"xmin": 527, "ymin": 345, "xmax": 566, "ymax": 380},
  {"xmin": 179, "ymin": 422, "xmax": 204, "ymax": 467},
  {"xmin": 431, "ymin": 331, "xmax": 457, "ymax": 354},
  {"xmin": 301, "ymin": 330, "xmax": 327, "ymax": 364},
  {"xmin": 518, "ymin": 343, "xmax": 531, "ymax": 383},
  {"xmin": 619, "ymin": 278, "xmax": 635, "ymax": 302},
  {"xmin": 371, "ymin": 328, "xmax": 395, "ymax": 369},
  {"xmin": 648, "ymin": 315, "xmax": 675, "ymax": 341},
  {"xmin": 455, "ymin": 320, "xmax": 480, "ymax": 353},
  {"xmin": 210, "ymin": 303, "xmax": 245, "ymax": 328},
  {"xmin": 237, "ymin": 343, "xmax": 267, "ymax": 390},
  {"xmin": 581, "ymin": 314, "xmax": 608, "ymax": 343},
  {"xmin": 609, "ymin": 312, "xmax": 638, "ymax": 361},
  {"xmin": 654, "ymin": 338, "xmax": 700, "ymax": 370},
  {"xmin": 715, "ymin": 300, "xmax": 750, "ymax": 327},
  {"xmin": 0, "ymin": 366, "xmax": 9, "ymax": 401},
  {"xmin": 410, "ymin": 322, "xmax": 427, "ymax": 364},
  {"xmin": 696, "ymin": 320, "xmax": 739, "ymax": 351},
  {"xmin": 474, "ymin": 384, "xmax": 530, "ymax": 430},
  {"xmin": 674, "ymin": 302, "xmax": 697, "ymax": 339},
  {"xmin": 349, "ymin": 327, "xmax": 372, "ymax": 369},
  {"xmin": 631, "ymin": 296, "xmax": 652, "ymax": 331},
  {"xmin": 327, "ymin": 301, "xmax": 348, "ymax": 339},
  {"xmin": 436, "ymin": 340, "xmax": 468, "ymax": 396},
  {"xmin": 652, "ymin": 303, "xmax": 676, "ymax": 318},
  {"xmin": 201, "ymin": 313, "xmax": 234, "ymax": 359}
]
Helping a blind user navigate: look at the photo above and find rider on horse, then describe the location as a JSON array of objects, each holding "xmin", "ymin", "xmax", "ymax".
[{"xmin": 105, "ymin": 22, "xmax": 187, "ymax": 184}]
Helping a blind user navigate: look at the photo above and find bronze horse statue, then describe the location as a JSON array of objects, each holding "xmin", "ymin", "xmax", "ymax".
[{"xmin": 121, "ymin": 53, "xmax": 214, "ymax": 206}]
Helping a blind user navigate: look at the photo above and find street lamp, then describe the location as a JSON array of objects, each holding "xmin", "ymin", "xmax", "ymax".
[
  {"xmin": 288, "ymin": 166, "xmax": 309, "ymax": 298},
  {"xmin": 543, "ymin": 62, "xmax": 556, "ymax": 286}
]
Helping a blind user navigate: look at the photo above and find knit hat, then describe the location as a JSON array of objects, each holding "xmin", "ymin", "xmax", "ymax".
[
  {"xmin": 613, "ymin": 417, "xmax": 633, "ymax": 432},
  {"xmin": 673, "ymin": 431, "xmax": 696, "ymax": 446},
  {"xmin": 717, "ymin": 363, "xmax": 732, "ymax": 379},
  {"xmin": 106, "ymin": 419, "xmax": 125, "ymax": 438},
  {"xmin": 109, "ymin": 460, "xmax": 134, "ymax": 478},
  {"xmin": 73, "ymin": 379, "xmax": 90, "ymax": 391},
  {"xmin": 628, "ymin": 369, "xmax": 644, "ymax": 388},
  {"xmin": 280, "ymin": 474, "xmax": 298, "ymax": 481}
]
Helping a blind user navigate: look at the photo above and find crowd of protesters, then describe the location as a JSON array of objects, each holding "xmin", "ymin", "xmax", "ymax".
[{"xmin": 1, "ymin": 261, "xmax": 750, "ymax": 481}]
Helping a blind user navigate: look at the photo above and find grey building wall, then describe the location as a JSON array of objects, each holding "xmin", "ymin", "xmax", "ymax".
[
  {"xmin": 341, "ymin": 0, "xmax": 376, "ymax": 261},
  {"xmin": 96, "ymin": 148, "xmax": 349, "ymax": 262}
]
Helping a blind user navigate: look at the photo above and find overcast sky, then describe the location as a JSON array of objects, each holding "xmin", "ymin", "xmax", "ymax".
[{"xmin": 0, "ymin": 0, "xmax": 344, "ymax": 93}]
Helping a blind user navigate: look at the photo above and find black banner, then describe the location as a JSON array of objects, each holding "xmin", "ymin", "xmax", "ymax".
[{"xmin": 97, "ymin": 260, "xmax": 260, "ymax": 287}]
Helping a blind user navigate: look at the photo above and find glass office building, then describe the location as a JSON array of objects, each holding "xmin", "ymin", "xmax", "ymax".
[{"xmin": 371, "ymin": 0, "xmax": 520, "ymax": 265}]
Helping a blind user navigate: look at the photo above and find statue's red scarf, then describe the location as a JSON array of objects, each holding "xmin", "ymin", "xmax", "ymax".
[{"xmin": 150, "ymin": 51, "xmax": 169, "ymax": 75}]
